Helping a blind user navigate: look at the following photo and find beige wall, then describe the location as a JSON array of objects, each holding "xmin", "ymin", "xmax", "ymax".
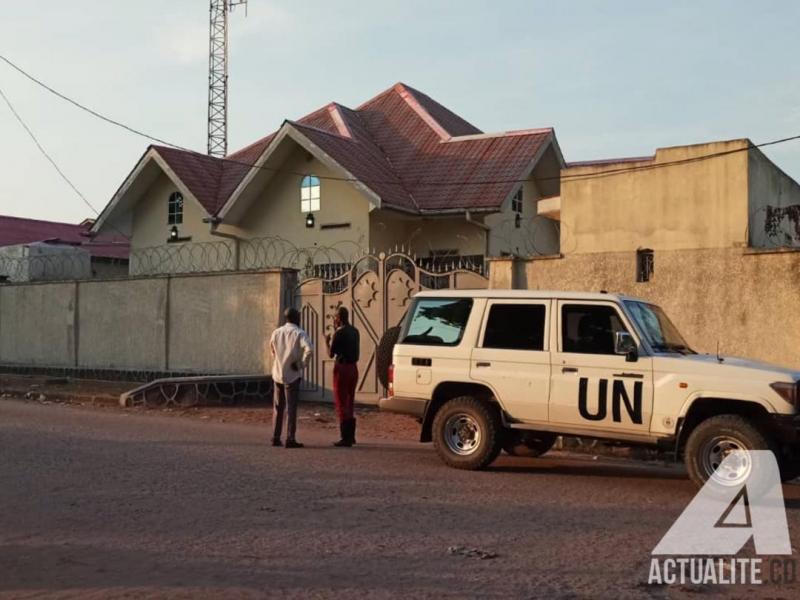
[
  {"xmin": 78, "ymin": 278, "xmax": 168, "ymax": 370},
  {"xmin": 0, "ymin": 270, "xmax": 293, "ymax": 375},
  {"xmin": 0, "ymin": 282, "xmax": 77, "ymax": 366},
  {"xmin": 498, "ymin": 247, "xmax": 800, "ymax": 369},
  {"xmin": 748, "ymin": 146, "xmax": 800, "ymax": 249},
  {"xmin": 560, "ymin": 140, "xmax": 751, "ymax": 255},
  {"xmin": 168, "ymin": 271, "xmax": 286, "ymax": 374},
  {"xmin": 238, "ymin": 146, "xmax": 371, "ymax": 260},
  {"xmin": 369, "ymin": 210, "xmax": 488, "ymax": 257},
  {"xmin": 485, "ymin": 178, "xmax": 560, "ymax": 256},
  {"xmin": 131, "ymin": 172, "xmax": 215, "ymax": 249}
]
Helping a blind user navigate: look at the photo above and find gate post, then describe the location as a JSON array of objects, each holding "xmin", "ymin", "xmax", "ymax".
[
  {"xmin": 378, "ymin": 252, "xmax": 387, "ymax": 345},
  {"xmin": 487, "ymin": 256, "xmax": 515, "ymax": 289}
]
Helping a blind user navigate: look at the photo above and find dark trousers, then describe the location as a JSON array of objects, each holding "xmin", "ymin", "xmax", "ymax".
[
  {"xmin": 272, "ymin": 379, "xmax": 300, "ymax": 441},
  {"xmin": 333, "ymin": 363, "xmax": 358, "ymax": 422}
]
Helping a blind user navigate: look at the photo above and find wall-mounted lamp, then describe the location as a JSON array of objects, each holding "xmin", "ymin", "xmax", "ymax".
[
  {"xmin": 305, "ymin": 213, "xmax": 315, "ymax": 228},
  {"xmin": 514, "ymin": 212, "xmax": 522, "ymax": 229},
  {"xmin": 168, "ymin": 225, "xmax": 191, "ymax": 243}
]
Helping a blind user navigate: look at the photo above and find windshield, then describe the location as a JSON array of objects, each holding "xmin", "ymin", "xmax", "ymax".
[{"xmin": 623, "ymin": 301, "xmax": 693, "ymax": 354}]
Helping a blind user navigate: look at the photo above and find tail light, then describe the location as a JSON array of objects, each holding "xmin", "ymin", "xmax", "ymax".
[{"xmin": 388, "ymin": 364, "xmax": 394, "ymax": 396}]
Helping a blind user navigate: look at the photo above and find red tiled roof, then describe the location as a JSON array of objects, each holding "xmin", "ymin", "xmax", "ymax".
[
  {"xmin": 0, "ymin": 215, "xmax": 129, "ymax": 259},
  {"xmin": 148, "ymin": 83, "xmax": 556, "ymax": 216}
]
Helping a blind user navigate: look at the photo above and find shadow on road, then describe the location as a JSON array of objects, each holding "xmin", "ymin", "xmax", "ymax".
[{"xmin": 487, "ymin": 459, "xmax": 686, "ymax": 481}]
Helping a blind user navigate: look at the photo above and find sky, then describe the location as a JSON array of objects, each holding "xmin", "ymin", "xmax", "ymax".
[{"xmin": 1, "ymin": 0, "xmax": 799, "ymax": 223}]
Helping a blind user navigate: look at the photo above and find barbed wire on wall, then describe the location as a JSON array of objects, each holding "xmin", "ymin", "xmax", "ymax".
[
  {"xmin": 129, "ymin": 241, "xmax": 235, "ymax": 276},
  {"xmin": 0, "ymin": 250, "xmax": 129, "ymax": 283},
  {"xmin": 1, "ymin": 238, "xmax": 488, "ymax": 285}
]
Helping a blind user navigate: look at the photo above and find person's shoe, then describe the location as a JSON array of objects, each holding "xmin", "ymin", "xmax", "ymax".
[
  {"xmin": 271, "ymin": 438, "xmax": 282, "ymax": 447},
  {"xmin": 333, "ymin": 421, "xmax": 352, "ymax": 447},
  {"xmin": 284, "ymin": 440, "xmax": 304, "ymax": 449}
]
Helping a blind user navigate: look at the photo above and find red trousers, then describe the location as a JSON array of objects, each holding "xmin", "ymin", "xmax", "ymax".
[{"xmin": 333, "ymin": 362, "xmax": 358, "ymax": 422}]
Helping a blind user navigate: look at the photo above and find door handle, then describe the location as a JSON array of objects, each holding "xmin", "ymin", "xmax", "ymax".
[
  {"xmin": 475, "ymin": 362, "xmax": 491, "ymax": 368},
  {"xmin": 562, "ymin": 367, "xmax": 579, "ymax": 374},
  {"xmin": 613, "ymin": 372, "xmax": 643, "ymax": 379}
]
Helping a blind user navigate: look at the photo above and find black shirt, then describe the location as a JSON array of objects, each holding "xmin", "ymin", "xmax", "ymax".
[{"xmin": 330, "ymin": 324, "xmax": 360, "ymax": 364}]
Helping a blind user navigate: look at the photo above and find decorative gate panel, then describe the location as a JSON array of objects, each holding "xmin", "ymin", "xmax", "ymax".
[{"xmin": 295, "ymin": 252, "xmax": 488, "ymax": 403}]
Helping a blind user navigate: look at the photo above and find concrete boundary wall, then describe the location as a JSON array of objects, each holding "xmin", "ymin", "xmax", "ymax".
[
  {"xmin": 492, "ymin": 248, "xmax": 800, "ymax": 369},
  {"xmin": 0, "ymin": 269, "xmax": 295, "ymax": 375},
  {"xmin": 0, "ymin": 282, "xmax": 77, "ymax": 366}
]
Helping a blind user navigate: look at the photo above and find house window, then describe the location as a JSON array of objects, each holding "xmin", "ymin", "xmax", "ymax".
[
  {"xmin": 636, "ymin": 248, "xmax": 654, "ymax": 282},
  {"xmin": 168, "ymin": 192, "xmax": 183, "ymax": 225},
  {"xmin": 301, "ymin": 175, "xmax": 321, "ymax": 213},
  {"xmin": 511, "ymin": 188, "xmax": 523, "ymax": 213}
]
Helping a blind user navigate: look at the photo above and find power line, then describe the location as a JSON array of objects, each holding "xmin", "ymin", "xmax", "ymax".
[
  {"xmin": 557, "ymin": 134, "xmax": 800, "ymax": 183},
  {"xmin": 0, "ymin": 84, "xmax": 131, "ymax": 241},
  {"xmin": 0, "ymin": 54, "xmax": 181, "ymax": 150},
  {"xmin": 2, "ymin": 53, "xmax": 799, "ymax": 190},
  {"xmin": 0, "ymin": 85, "xmax": 100, "ymax": 218}
]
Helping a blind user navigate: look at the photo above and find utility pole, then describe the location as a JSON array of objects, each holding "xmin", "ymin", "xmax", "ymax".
[{"xmin": 207, "ymin": 0, "xmax": 247, "ymax": 158}]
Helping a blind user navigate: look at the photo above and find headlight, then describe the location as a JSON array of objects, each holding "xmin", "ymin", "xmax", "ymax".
[{"xmin": 770, "ymin": 382, "xmax": 799, "ymax": 407}]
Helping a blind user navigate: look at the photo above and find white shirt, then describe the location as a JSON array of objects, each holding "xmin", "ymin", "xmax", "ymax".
[{"xmin": 270, "ymin": 322, "xmax": 313, "ymax": 384}]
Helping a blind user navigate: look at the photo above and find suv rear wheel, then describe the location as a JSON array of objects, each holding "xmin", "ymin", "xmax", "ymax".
[
  {"xmin": 502, "ymin": 430, "xmax": 557, "ymax": 458},
  {"xmin": 432, "ymin": 396, "xmax": 502, "ymax": 470},
  {"xmin": 684, "ymin": 414, "xmax": 774, "ymax": 488}
]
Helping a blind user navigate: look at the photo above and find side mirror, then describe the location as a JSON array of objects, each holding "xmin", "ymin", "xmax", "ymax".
[{"xmin": 615, "ymin": 331, "xmax": 638, "ymax": 362}]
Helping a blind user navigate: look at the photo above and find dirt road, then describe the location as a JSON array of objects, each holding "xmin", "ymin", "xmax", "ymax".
[{"xmin": 1, "ymin": 400, "xmax": 798, "ymax": 599}]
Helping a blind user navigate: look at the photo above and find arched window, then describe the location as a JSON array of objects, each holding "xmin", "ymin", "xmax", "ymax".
[
  {"xmin": 168, "ymin": 191, "xmax": 183, "ymax": 225},
  {"xmin": 300, "ymin": 175, "xmax": 321, "ymax": 213}
]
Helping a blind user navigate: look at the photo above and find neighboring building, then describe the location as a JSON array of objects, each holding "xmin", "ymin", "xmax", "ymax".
[
  {"xmin": 91, "ymin": 83, "xmax": 564, "ymax": 275},
  {"xmin": 0, "ymin": 215, "xmax": 129, "ymax": 282},
  {"xmin": 539, "ymin": 138, "xmax": 800, "ymax": 257},
  {"xmin": 490, "ymin": 138, "xmax": 800, "ymax": 369}
]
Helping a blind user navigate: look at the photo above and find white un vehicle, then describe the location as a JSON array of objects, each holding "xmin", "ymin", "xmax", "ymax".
[{"xmin": 379, "ymin": 290, "xmax": 800, "ymax": 487}]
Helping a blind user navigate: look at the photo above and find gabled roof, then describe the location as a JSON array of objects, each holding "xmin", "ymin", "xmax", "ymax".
[
  {"xmin": 96, "ymin": 83, "xmax": 562, "ymax": 230},
  {"xmin": 0, "ymin": 215, "xmax": 129, "ymax": 259}
]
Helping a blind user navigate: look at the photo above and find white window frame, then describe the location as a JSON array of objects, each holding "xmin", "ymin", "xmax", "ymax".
[
  {"xmin": 300, "ymin": 175, "xmax": 321, "ymax": 213},
  {"xmin": 168, "ymin": 191, "xmax": 183, "ymax": 225},
  {"xmin": 511, "ymin": 188, "xmax": 523, "ymax": 213}
]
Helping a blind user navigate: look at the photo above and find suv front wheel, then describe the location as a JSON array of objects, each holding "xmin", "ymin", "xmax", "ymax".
[
  {"xmin": 432, "ymin": 396, "xmax": 502, "ymax": 470},
  {"xmin": 684, "ymin": 414, "xmax": 774, "ymax": 488}
]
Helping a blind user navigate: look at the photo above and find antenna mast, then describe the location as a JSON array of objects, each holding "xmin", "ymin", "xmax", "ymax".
[{"xmin": 207, "ymin": 0, "xmax": 247, "ymax": 158}]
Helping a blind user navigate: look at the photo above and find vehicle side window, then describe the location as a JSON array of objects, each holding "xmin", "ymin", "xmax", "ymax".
[
  {"xmin": 561, "ymin": 304, "xmax": 628, "ymax": 355},
  {"xmin": 402, "ymin": 298, "xmax": 472, "ymax": 346},
  {"xmin": 483, "ymin": 304, "xmax": 546, "ymax": 351}
]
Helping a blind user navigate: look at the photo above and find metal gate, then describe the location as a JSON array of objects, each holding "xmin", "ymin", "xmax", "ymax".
[{"xmin": 295, "ymin": 251, "xmax": 488, "ymax": 403}]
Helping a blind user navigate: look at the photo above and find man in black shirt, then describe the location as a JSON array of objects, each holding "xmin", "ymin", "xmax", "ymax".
[{"xmin": 325, "ymin": 306, "xmax": 360, "ymax": 447}]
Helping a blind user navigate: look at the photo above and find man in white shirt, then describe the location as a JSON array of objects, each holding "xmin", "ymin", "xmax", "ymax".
[{"xmin": 270, "ymin": 307, "xmax": 313, "ymax": 448}]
